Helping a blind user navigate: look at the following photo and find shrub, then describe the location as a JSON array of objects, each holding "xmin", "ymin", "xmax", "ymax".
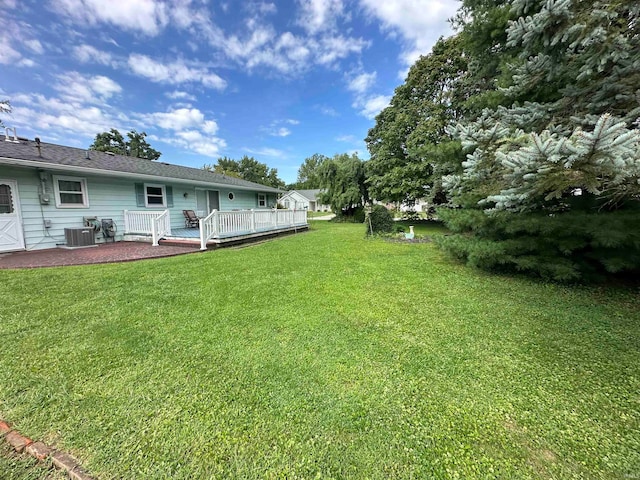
[
  {"xmin": 331, "ymin": 207, "xmax": 366, "ymax": 223},
  {"xmin": 402, "ymin": 209, "xmax": 421, "ymax": 221},
  {"xmin": 366, "ymin": 205, "xmax": 395, "ymax": 236}
]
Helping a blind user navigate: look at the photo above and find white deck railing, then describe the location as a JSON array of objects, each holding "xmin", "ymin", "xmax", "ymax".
[
  {"xmin": 151, "ymin": 210, "xmax": 171, "ymax": 246},
  {"xmin": 124, "ymin": 210, "xmax": 172, "ymax": 246},
  {"xmin": 200, "ymin": 209, "xmax": 307, "ymax": 250}
]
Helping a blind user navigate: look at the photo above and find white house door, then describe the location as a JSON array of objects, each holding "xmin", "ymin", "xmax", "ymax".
[{"xmin": 0, "ymin": 180, "xmax": 25, "ymax": 252}]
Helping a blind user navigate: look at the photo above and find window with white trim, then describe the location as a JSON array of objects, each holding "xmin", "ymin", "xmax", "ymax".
[
  {"xmin": 53, "ymin": 175, "xmax": 89, "ymax": 208},
  {"xmin": 258, "ymin": 193, "xmax": 267, "ymax": 207},
  {"xmin": 145, "ymin": 183, "xmax": 166, "ymax": 207}
]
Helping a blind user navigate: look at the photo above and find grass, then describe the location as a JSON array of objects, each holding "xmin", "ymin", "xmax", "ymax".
[
  {"xmin": 0, "ymin": 442, "xmax": 65, "ymax": 479},
  {"xmin": 306, "ymin": 210, "xmax": 333, "ymax": 218},
  {"xmin": 0, "ymin": 222, "xmax": 638, "ymax": 479}
]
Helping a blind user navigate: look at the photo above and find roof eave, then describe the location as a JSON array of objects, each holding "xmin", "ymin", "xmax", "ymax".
[{"xmin": 0, "ymin": 156, "xmax": 282, "ymax": 193}]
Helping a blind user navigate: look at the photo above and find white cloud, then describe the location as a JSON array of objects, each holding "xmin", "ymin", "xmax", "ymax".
[
  {"xmin": 297, "ymin": 0, "xmax": 345, "ymax": 34},
  {"xmin": 315, "ymin": 35, "xmax": 369, "ymax": 66},
  {"xmin": 317, "ymin": 105, "xmax": 339, "ymax": 116},
  {"xmin": 244, "ymin": 147, "xmax": 285, "ymax": 157},
  {"xmin": 8, "ymin": 90, "xmax": 226, "ymax": 158},
  {"xmin": 73, "ymin": 44, "xmax": 114, "ymax": 66},
  {"xmin": 9, "ymin": 93, "xmax": 120, "ymax": 138},
  {"xmin": 50, "ymin": 0, "xmax": 170, "ymax": 36},
  {"xmin": 274, "ymin": 127, "xmax": 291, "ymax": 137},
  {"xmin": 263, "ymin": 119, "xmax": 297, "ymax": 137},
  {"xmin": 345, "ymin": 69, "xmax": 387, "ymax": 119},
  {"xmin": 336, "ymin": 134, "xmax": 357, "ymax": 143},
  {"xmin": 139, "ymin": 108, "xmax": 209, "ymax": 131},
  {"xmin": 0, "ymin": 33, "xmax": 22, "ymax": 65},
  {"xmin": 194, "ymin": 14, "xmax": 367, "ymax": 75},
  {"xmin": 128, "ymin": 54, "xmax": 227, "ymax": 90},
  {"xmin": 171, "ymin": 129, "xmax": 227, "ymax": 157},
  {"xmin": 347, "ymin": 71, "xmax": 376, "ymax": 94},
  {"xmin": 359, "ymin": 0, "xmax": 459, "ymax": 65},
  {"xmin": 246, "ymin": 2, "xmax": 277, "ymax": 15},
  {"xmin": 17, "ymin": 58, "xmax": 36, "ymax": 67},
  {"xmin": 24, "ymin": 39, "xmax": 44, "ymax": 54},
  {"xmin": 135, "ymin": 107, "xmax": 227, "ymax": 157},
  {"xmin": 166, "ymin": 90, "xmax": 197, "ymax": 101},
  {"xmin": 53, "ymin": 72, "xmax": 122, "ymax": 103},
  {"xmin": 358, "ymin": 94, "xmax": 391, "ymax": 119}
]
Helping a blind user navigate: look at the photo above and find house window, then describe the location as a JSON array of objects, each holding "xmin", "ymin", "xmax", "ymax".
[
  {"xmin": 0, "ymin": 185, "xmax": 13, "ymax": 214},
  {"xmin": 228, "ymin": 192, "xmax": 235, "ymax": 201},
  {"xmin": 145, "ymin": 183, "xmax": 166, "ymax": 207},
  {"xmin": 54, "ymin": 175, "xmax": 89, "ymax": 208},
  {"xmin": 258, "ymin": 193, "xmax": 266, "ymax": 207}
]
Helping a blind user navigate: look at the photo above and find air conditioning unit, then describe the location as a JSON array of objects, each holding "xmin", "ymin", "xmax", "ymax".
[{"xmin": 64, "ymin": 227, "xmax": 96, "ymax": 248}]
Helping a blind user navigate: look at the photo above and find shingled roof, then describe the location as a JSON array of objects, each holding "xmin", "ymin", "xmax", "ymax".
[{"xmin": 0, "ymin": 135, "xmax": 282, "ymax": 193}]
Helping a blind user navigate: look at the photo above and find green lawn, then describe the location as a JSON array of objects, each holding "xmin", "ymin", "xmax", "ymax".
[
  {"xmin": 306, "ymin": 210, "xmax": 333, "ymax": 218},
  {"xmin": 0, "ymin": 442, "xmax": 64, "ymax": 479},
  {"xmin": 0, "ymin": 222, "xmax": 638, "ymax": 479}
]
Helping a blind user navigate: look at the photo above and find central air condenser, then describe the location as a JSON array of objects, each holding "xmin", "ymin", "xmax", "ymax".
[{"xmin": 64, "ymin": 227, "xmax": 96, "ymax": 247}]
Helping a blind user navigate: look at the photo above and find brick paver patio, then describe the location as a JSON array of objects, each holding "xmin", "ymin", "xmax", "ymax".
[{"xmin": 0, "ymin": 241, "xmax": 201, "ymax": 269}]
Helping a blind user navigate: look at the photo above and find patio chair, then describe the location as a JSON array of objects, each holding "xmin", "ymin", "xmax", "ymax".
[{"xmin": 183, "ymin": 210, "xmax": 200, "ymax": 228}]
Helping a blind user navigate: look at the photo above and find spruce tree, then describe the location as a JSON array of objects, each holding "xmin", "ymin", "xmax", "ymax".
[{"xmin": 438, "ymin": 0, "xmax": 640, "ymax": 281}]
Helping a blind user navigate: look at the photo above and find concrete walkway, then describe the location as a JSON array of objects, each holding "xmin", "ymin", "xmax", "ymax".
[{"xmin": 310, "ymin": 214, "xmax": 336, "ymax": 221}]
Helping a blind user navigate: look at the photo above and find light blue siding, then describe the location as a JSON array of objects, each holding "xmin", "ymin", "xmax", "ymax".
[{"xmin": 3, "ymin": 165, "xmax": 279, "ymax": 251}]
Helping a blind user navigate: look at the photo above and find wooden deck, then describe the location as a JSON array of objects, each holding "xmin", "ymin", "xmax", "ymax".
[{"xmin": 123, "ymin": 209, "xmax": 309, "ymax": 250}]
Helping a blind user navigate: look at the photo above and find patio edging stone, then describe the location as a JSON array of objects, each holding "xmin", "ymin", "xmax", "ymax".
[{"xmin": 0, "ymin": 418, "xmax": 96, "ymax": 480}]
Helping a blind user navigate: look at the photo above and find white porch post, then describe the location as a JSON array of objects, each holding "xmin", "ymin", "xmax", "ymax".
[
  {"xmin": 199, "ymin": 217, "xmax": 206, "ymax": 251},
  {"xmin": 151, "ymin": 217, "xmax": 158, "ymax": 246},
  {"xmin": 251, "ymin": 209, "xmax": 256, "ymax": 232},
  {"xmin": 123, "ymin": 210, "xmax": 130, "ymax": 233}
]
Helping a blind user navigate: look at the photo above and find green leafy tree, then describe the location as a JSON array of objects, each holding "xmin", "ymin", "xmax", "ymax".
[
  {"xmin": 318, "ymin": 153, "xmax": 369, "ymax": 216},
  {"xmin": 90, "ymin": 128, "xmax": 161, "ymax": 160},
  {"xmin": 296, "ymin": 153, "xmax": 328, "ymax": 189},
  {"xmin": 204, "ymin": 155, "xmax": 285, "ymax": 189},
  {"xmin": 437, "ymin": 0, "xmax": 640, "ymax": 281},
  {"xmin": 366, "ymin": 36, "xmax": 468, "ymax": 205}
]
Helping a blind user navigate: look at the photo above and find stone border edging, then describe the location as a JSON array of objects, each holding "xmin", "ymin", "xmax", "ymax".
[{"xmin": 0, "ymin": 419, "xmax": 95, "ymax": 480}]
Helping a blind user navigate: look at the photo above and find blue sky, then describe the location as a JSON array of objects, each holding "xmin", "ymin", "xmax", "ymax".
[{"xmin": 1, "ymin": 0, "xmax": 459, "ymax": 184}]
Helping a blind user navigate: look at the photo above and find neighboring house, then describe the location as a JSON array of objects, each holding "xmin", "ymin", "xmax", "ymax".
[
  {"xmin": 0, "ymin": 133, "xmax": 300, "ymax": 252},
  {"xmin": 399, "ymin": 199, "xmax": 430, "ymax": 212},
  {"xmin": 279, "ymin": 189, "xmax": 330, "ymax": 211}
]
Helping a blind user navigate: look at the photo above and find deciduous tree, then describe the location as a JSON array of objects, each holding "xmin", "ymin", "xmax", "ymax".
[
  {"xmin": 90, "ymin": 129, "xmax": 161, "ymax": 160},
  {"xmin": 318, "ymin": 153, "xmax": 369, "ymax": 216},
  {"xmin": 203, "ymin": 155, "xmax": 285, "ymax": 189}
]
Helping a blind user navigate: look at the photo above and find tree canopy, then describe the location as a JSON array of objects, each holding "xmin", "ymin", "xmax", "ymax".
[
  {"xmin": 366, "ymin": 36, "xmax": 467, "ymax": 205},
  {"xmin": 318, "ymin": 153, "xmax": 369, "ymax": 216},
  {"xmin": 294, "ymin": 153, "xmax": 328, "ymax": 190},
  {"xmin": 90, "ymin": 129, "xmax": 161, "ymax": 160},
  {"xmin": 203, "ymin": 155, "xmax": 285, "ymax": 189},
  {"xmin": 366, "ymin": 0, "xmax": 640, "ymax": 281}
]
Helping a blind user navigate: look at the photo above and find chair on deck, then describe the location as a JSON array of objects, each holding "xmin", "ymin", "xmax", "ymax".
[{"xmin": 183, "ymin": 210, "xmax": 200, "ymax": 228}]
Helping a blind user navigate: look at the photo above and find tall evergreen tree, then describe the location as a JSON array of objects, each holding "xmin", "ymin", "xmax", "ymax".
[{"xmin": 438, "ymin": 0, "xmax": 640, "ymax": 281}]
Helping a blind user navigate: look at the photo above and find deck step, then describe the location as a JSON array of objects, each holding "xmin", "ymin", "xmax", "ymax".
[{"xmin": 157, "ymin": 238, "xmax": 201, "ymax": 248}]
